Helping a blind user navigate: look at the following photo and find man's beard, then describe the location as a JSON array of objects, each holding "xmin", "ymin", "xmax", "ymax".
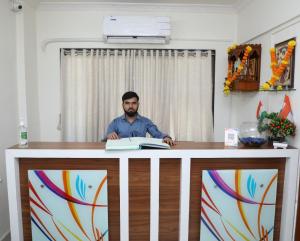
[{"xmin": 124, "ymin": 109, "xmax": 138, "ymax": 117}]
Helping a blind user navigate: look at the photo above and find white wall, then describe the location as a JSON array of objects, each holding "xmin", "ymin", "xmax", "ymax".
[
  {"xmin": 231, "ymin": 0, "xmax": 300, "ymax": 148},
  {"xmin": 0, "ymin": 0, "xmax": 18, "ymax": 239},
  {"xmin": 24, "ymin": 2, "xmax": 40, "ymax": 141},
  {"xmin": 35, "ymin": 3, "xmax": 238, "ymax": 141},
  {"xmin": 238, "ymin": 0, "xmax": 300, "ymax": 43}
]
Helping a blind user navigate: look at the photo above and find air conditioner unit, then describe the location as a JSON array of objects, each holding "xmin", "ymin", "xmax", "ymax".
[{"xmin": 103, "ymin": 16, "xmax": 171, "ymax": 44}]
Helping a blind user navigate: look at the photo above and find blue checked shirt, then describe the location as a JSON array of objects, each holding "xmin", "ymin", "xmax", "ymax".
[{"xmin": 106, "ymin": 114, "xmax": 168, "ymax": 139}]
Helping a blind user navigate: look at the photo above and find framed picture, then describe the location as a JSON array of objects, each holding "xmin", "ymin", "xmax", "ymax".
[
  {"xmin": 274, "ymin": 37, "xmax": 296, "ymax": 88},
  {"xmin": 248, "ymin": 58, "xmax": 256, "ymax": 76}
]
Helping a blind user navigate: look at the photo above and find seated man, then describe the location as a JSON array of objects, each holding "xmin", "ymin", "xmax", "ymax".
[{"xmin": 106, "ymin": 91, "xmax": 174, "ymax": 146}]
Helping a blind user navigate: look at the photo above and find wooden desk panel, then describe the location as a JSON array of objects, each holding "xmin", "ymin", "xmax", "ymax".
[
  {"xmin": 129, "ymin": 159, "xmax": 150, "ymax": 241},
  {"xmin": 189, "ymin": 158, "xmax": 285, "ymax": 241},
  {"xmin": 159, "ymin": 159, "xmax": 181, "ymax": 241},
  {"xmin": 19, "ymin": 158, "xmax": 120, "ymax": 241},
  {"xmin": 12, "ymin": 149, "xmax": 290, "ymax": 241}
]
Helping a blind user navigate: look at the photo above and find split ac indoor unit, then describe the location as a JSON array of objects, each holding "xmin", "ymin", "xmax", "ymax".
[{"xmin": 103, "ymin": 16, "xmax": 171, "ymax": 44}]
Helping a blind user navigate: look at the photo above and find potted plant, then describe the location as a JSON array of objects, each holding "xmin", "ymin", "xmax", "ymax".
[{"xmin": 257, "ymin": 111, "xmax": 296, "ymax": 142}]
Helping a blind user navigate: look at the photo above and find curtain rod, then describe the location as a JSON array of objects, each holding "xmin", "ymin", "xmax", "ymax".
[
  {"xmin": 62, "ymin": 47, "xmax": 214, "ymax": 51},
  {"xmin": 61, "ymin": 48, "xmax": 215, "ymax": 56}
]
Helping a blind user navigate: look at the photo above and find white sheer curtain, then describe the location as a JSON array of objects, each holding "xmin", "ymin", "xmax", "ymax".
[
  {"xmin": 61, "ymin": 49, "xmax": 213, "ymax": 142},
  {"xmin": 61, "ymin": 49, "xmax": 128, "ymax": 141}
]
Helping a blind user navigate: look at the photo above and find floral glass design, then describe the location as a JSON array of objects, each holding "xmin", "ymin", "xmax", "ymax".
[
  {"xmin": 28, "ymin": 170, "xmax": 109, "ymax": 241},
  {"xmin": 200, "ymin": 169, "xmax": 278, "ymax": 241}
]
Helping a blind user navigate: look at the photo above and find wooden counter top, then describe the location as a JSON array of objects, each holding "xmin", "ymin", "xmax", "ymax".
[{"xmin": 10, "ymin": 141, "xmax": 290, "ymax": 150}]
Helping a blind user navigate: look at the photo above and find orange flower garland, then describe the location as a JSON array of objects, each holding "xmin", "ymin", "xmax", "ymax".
[
  {"xmin": 262, "ymin": 40, "xmax": 296, "ymax": 90},
  {"xmin": 224, "ymin": 45, "xmax": 252, "ymax": 95}
]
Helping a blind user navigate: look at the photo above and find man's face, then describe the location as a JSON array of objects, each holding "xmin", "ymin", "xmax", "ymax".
[{"xmin": 122, "ymin": 97, "xmax": 139, "ymax": 117}]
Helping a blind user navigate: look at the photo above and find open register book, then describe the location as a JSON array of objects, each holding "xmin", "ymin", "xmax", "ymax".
[{"xmin": 105, "ymin": 137, "xmax": 170, "ymax": 150}]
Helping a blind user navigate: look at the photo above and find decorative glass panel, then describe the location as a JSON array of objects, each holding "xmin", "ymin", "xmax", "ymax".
[
  {"xmin": 28, "ymin": 170, "xmax": 109, "ymax": 241},
  {"xmin": 200, "ymin": 169, "xmax": 278, "ymax": 241}
]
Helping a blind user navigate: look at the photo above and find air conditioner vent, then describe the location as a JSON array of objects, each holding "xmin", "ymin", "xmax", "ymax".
[{"xmin": 103, "ymin": 16, "xmax": 171, "ymax": 44}]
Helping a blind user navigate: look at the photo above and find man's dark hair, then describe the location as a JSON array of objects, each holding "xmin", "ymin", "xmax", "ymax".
[{"xmin": 122, "ymin": 91, "xmax": 139, "ymax": 102}]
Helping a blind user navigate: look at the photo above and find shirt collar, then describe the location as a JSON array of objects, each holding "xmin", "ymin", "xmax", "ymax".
[{"xmin": 121, "ymin": 113, "xmax": 141, "ymax": 120}]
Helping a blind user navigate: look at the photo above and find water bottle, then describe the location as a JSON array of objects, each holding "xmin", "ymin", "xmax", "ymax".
[{"xmin": 19, "ymin": 119, "xmax": 28, "ymax": 146}]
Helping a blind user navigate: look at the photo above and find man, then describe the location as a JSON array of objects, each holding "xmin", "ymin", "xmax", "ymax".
[{"xmin": 106, "ymin": 91, "xmax": 174, "ymax": 146}]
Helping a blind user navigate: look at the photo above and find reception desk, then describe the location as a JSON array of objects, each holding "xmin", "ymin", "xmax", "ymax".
[{"xmin": 5, "ymin": 142, "xmax": 299, "ymax": 241}]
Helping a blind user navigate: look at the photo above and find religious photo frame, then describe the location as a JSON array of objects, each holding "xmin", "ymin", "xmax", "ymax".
[
  {"xmin": 248, "ymin": 58, "xmax": 256, "ymax": 76},
  {"xmin": 274, "ymin": 37, "xmax": 296, "ymax": 88}
]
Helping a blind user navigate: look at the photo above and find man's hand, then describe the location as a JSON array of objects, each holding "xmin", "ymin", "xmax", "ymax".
[
  {"xmin": 107, "ymin": 132, "xmax": 119, "ymax": 140},
  {"xmin": 163, "ymin": 136, "xmax": 175, "ymax": 146}
]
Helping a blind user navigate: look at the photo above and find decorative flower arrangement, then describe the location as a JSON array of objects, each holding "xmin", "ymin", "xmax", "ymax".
[
  {"xmin": 257, "ymin": 111, "xmax": 296, "ymax": 141},
  {"xmin": 261, "ymin": 40, "xmax": 296, "ymax": 90},
  {"xmin": 224, "ymin": 45, "xmax": 252, "ymax": 95}
]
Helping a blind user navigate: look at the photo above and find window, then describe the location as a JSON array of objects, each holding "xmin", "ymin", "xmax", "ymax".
[{"xmin": 61, "ymin": 48, "xmax": 214, "ymax": 141}]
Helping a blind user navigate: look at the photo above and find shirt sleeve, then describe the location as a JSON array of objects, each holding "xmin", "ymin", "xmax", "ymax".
[
  {"xmin": 106, "ymin": 120, "xmax": 117, "ymax": 137},
  {"xmin": 146, "ymin": 118, "xmax": 168, "ymax": 139}
]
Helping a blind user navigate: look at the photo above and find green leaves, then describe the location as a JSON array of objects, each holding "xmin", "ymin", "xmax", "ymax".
[{"xmin": 257, "ymin": 111, "xmax": 296, "ymax": 138}]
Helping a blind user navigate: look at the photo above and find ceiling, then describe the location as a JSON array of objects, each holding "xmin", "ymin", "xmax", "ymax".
[{"xmin": 37, "ymin": 0, "xmax": 242, "ymax": 5}]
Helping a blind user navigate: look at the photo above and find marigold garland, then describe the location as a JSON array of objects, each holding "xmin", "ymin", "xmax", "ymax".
[
  {"xmin": 261, "ymin": 40, "xmax": 296, "ymax": 90},
  {"xmin": 224, "ymin": 45, "xmax": 252, "ymax": 95}
]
